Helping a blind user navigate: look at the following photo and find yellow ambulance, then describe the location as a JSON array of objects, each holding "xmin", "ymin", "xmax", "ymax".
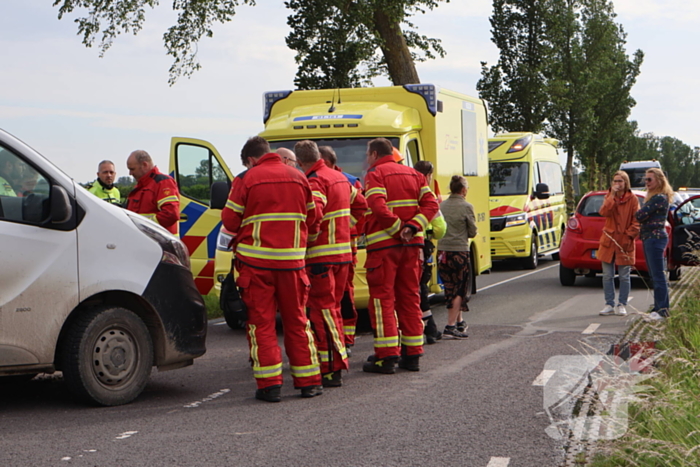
[
  {"xmin": 488, "ymin": 132, "xmax": 566, "ymax": 269},
  {"xmin": 169, "ymin": 84, "xmax": 492, "ymax": 322}
]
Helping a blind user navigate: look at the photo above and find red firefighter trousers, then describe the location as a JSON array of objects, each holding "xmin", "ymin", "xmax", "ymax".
[
  {"xmin": 236, "ymin": 263, "xmax": 321, "ymax": 389},
  {"xmin": 365, "ymin": 246, "xmax": 424, "ymax": 359},
  {"xmin": 307, "ymin": 263, "xmax": 349, "ymax": 374}
]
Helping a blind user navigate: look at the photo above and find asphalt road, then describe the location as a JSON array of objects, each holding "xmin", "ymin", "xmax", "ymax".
[{"xmin": 0, "ymin": 257, "xmax": 659, "ymax": 467}]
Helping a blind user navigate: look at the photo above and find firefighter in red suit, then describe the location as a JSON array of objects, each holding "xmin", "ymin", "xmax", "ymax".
[
  {"xmin": 221, "ymin": 136, "xmax": 323, "ymax": 402},
  {"xmin": 296, "ymin": 141, "xmax": 367, "ymax": 388},
  {"xmin": 126, "ymin": 150, "xmax": 180, "ymax": 235},
  {"xmin": 362, "ymin": 138, "xmax": 439, "ymax": 374},
  {"xmin": 318, "ymin": 146, "xmax": 365, "ymax": 352}
]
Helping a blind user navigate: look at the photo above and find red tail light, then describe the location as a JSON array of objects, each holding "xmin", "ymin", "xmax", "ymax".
[{"xmin": 567, "ymin": 217, "xmax": 581, "ymax": 234}]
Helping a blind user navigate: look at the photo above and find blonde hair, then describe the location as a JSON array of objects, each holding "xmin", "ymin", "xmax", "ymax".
[
  {"xmin": 611, "ymin": 170, "xmax": 631, "ymax": 194},
  {"xmin": 644, "ymin": 168, "xmax": 673, "ymax": 203}
]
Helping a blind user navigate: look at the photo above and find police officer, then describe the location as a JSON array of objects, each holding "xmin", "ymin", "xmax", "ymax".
[
  {"xmin": 222, "ymin": 136, "xmax": 323, "ymax": 402},
  {"xmin": 125, "ymin": 150, "xmax": 180, "ymax": 234},
  {"xmin": 87, "ymin": 160, "xmax": 121, "ymax": 205}
]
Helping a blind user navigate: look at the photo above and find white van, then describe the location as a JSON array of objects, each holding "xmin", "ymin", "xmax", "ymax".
[{"xmin": 0, "ymin": 129, "xmax": 207, "ymax": 406}]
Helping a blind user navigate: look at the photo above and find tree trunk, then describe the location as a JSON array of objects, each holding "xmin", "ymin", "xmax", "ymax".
[{"xmin": 373, "ymin": 7, "xmax": 420, "ymax": 85}]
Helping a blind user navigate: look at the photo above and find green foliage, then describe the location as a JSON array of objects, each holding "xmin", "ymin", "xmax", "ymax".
[
  {"xmin": 202, "ymin": 293, "xmax": 223, "ymax": 320},
  {"xmin": 285, "ymin": 0, "xmax": 447, "ymax": 88}
]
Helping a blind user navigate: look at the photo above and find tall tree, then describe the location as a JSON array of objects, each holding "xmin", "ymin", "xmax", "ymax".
[
  {"xmin": 53, "ymin": 0, "xmax": 447, "ymax": 86},
  {"xmin": 477, "ymin": 0, "xmax": 549, "ymax": 133}
]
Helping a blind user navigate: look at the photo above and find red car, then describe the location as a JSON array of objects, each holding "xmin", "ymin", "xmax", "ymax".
[{"xmin": 558, "ymin": 190, "xmax": 696, "ymax": 286}]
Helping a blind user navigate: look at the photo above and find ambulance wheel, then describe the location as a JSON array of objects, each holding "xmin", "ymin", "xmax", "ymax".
[
  {"xmin": 559, "ymin": 264, "xmax": 576, "ymax": 286},
  {"xmin": 522, "ymin": 237, "xmax": 538, "ymax": 270},
  {"xmin": 223, "ymin": 308, "xmax": 246, "ymax": 330},
  {"xmin": 61, "ymin": 307, "xmax": 153, "ymax": 406}
]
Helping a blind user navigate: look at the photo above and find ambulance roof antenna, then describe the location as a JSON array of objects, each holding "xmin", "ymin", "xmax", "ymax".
[{"xmin": 328, "ymin": 89, "xmax": 337, "ymax": 113}]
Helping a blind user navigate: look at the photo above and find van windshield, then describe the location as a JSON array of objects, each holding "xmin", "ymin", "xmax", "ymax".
[
  {"xmin": 622, "ymin": 168, "xmax": 648, "ymax": 189},
  {"xmin": 489, "ymin": 162, "xmax": 529, "ymax": 196},
  {"xmin": 270, "ymin": 137, "xmax": 399, "ymax": 181}
]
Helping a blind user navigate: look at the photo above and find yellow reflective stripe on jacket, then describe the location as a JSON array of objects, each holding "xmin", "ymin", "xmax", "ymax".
[
  {"xmin": 226, "ymin": 199, "xmax": 245, "ymax": 214},
  {"xmin": 242, "ymin": 212, "xmax": 306, "ymax": 226},
  {"xmin": 307, "ymin": 201, "xmax": 316, "ymax": 211},
  {"xmin": 252, "ymin": 362, "xmax": 283, "ymax": 379},
  {"xmin": 322, "ymin": 208, "xmax": 350, "ymax": 222},
  {"xmin": 366, "ymin": 230, "xmax": 394, "ymax": 245},
  {"xmin": 308, "ymin": 231, "xmax": 320, "ymax": 243},
  {"xmin": 306, "ymin": 242, "xmax": 352, "ymax": 259},
  {"xmin": 350, "ymin": 186, "xmax": 359, "ymax": 203},
  {"xmin": 139, "ymin": 213, "xmax": 157, "ymax": 222},
  {"xmin": 365, "ymin": 187, "xmax": 387, "ymax": 197},
  {"xmin": 312, "ymin": 190, "xmax": 327, "ymax": 205},
  {"xmin": 374, "ymin": 335, "xmax": 399, "ymax": 348},
  {"xmin": 157, "ymin": 195, "xmax": 179, "ymax": 209},
  {"xmin": 349, "ymin": 215, "xmax": 358, "ymax": 228},
  {"xmin": 237, "ymin": 244, "xmax": 307, "ymax": 260},
  {"xmin": 419, "ymin": 185, "xmax": 431, "ymax": 199},
  {"xmin": 290, "ymin": 363, "xmax": 321, "ymax": 378},
  {"xmin": 401, "ymin": 334, "xmax": 424, "ymax": 347},
  {"xmin": 386, "ymin": 218, "xmax": 401, "ymax": 236},
  {"xmin": 412, "ymin": 213, "xmax": 429, "ymax": 230},
  {"xmin": 387, "ymin": 199, "xmax": 419, "ymax": 209}
]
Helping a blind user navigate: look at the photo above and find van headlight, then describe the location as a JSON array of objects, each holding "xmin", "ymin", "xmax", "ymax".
[
  {"xmin": 505, "ymin": 213, "xmax": 527, "ymax": 228},
  {"xmin": 129, "ymin": 215, "xmax": 191, "ymax": 270},
  {"xmin": 216, "ymin": 229, "xmax": 234, "ymax": 252}
]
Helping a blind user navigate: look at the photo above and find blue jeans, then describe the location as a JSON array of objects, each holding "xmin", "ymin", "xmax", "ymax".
[
  {"xmin": 602, "ymin": 261, "xmax": 630, "ymax": 307},
  {"xmin": 642, "ymin": 237, "xmax": 669, "ymax": 315}
]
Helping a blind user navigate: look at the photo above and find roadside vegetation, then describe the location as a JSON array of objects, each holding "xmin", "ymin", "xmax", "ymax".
[
  {"xmin": 203, "ymin": 293, "xmax": 223, "ymax": 320},
  {"xmin": 590, "ymin": 287, "xmax": 700, "ymax": 465}
]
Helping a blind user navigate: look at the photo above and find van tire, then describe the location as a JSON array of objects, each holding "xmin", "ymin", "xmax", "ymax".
[
  {"xmin": 560, "ymin": 264, "xmax": 576, "ymax": 286},
  {"xmin": 61, "ymin": 307, "xmax": 153, "ymax": 406},
  {"xmin": 522, "ymin": 237, "xmax": 538, "ymax": 270}
]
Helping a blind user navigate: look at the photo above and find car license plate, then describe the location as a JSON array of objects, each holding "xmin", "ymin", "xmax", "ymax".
[{"xmin": 591, "ymin": 250, "xmax": 597, "ymax": 259}]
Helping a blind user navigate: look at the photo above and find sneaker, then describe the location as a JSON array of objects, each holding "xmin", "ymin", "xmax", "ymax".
[
  {"xmin": 300, "ymin": 385, "xmax": 323, "ymax": 398},
  {"xmin": 398, "ymin": 355, "xmax": 420, "ymax": 372},
  {"xmin": 648, "ymin": 312, "xmax": 666, "ymax": 321},
  {"xmin": 456, "ymin": 321, "xmax": 468, "ymax": 332},
  {"xmin": 615, "ymin": 305, "xmax": 627, "ymax": 316},
  {"xmin": 362, "ymin": 355, "xmax": 398, "ymax": 374},
  {"xmin": 321, "ymin": 371, "xmax": 342, "ymax": 388},
  {"xmin": 599, "ymin": 305, "xmax": 615, "ymax": 316},
  {"xmin": 255, "ymin": 385, "xmax": 282, "ymax": 403},
  {"xmin": 443, "ymin": 325, "xmax": 468, "ymax": 339}
]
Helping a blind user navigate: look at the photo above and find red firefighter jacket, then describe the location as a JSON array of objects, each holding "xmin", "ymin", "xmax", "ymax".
[
  {"xmin": 222, "ymin": 153, "xmax": 318, "ymax": 270},
  {"xmin": 335, "ymin": 166, "xmax": 366, "ymax": 247},
  {"xmin": 126, "ymin": 166, "xmax": 180, "ymax": 234},
  {"xmin": 306, "ymin": 159, "xmax": 367, "ymax": 265},
  {"xmin": 363, "ymin": 155, "xmax": 439, "ymax": 252}
]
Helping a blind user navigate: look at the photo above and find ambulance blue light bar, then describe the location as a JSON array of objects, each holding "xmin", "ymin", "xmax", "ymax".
[
  {"xmin": 404, "ymin": 84, "xmax": 438, "ymax": 116},
  {"xmin": 263, "ymin": 91, "xmax": 292, "ymax": 123}
]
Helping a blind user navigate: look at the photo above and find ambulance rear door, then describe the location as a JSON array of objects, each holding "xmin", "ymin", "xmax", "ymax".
[{"xmin": 169, "ymin": 137, "xmax": 233, "ymax": 295}]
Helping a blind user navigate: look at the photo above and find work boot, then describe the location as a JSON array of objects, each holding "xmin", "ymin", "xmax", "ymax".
[
  {"xmin": 398, "ymin": 354, "xmax": 420, "ymax": 372},
  {"xmin": 322, "ymin": 371, "xmax": 343, "ymax": 388},
  {"xmin": 255, "ymin": 385, "xmax": 282, "ymax": 403},
  {"xmin": 424, "ymin": 315, "xmax": 442, "ymax": 344},
  {"xmin": 300, "ymin": 385, "xmax": 324, "ymax": 398},
  {"xmin": 363, "ymin": 355, "xmax": 398, "ymax": 374}
]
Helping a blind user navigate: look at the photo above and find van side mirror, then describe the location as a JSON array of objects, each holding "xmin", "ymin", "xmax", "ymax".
[
  {"xmin": 534, "ymin": 183, "xmax": 550, "ymax": 200},
  {"xmin": 51, "ymin": 185, "xmax": 72, "ymax": 224},
  {"xmin": 210, "ymin": 181, "xmax": 231, "ymax": 210}
]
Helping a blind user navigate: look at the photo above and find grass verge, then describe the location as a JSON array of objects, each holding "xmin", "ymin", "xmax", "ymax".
[
  {"xmin": 590, "ymin": 295, "xmax": 700, "ymax": 466},
  {"xmin": 203, "ymin": 293, "xmax": 223, "ymax": 320}
]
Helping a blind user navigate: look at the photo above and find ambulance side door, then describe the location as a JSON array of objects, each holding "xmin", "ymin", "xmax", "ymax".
[{"xmin": 169, "ymin": 137, "xmax": 233, "ymax": 295}]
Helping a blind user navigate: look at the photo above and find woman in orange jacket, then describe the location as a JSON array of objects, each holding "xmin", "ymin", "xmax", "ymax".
[{"xmin": 598, "ymin": 171, "xmax": 640, "ymax": 316}]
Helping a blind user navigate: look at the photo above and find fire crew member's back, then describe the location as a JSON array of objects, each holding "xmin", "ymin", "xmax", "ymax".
[{"xmin": 221, "ymin": 136, "xmax": 323, "ymax": 403}]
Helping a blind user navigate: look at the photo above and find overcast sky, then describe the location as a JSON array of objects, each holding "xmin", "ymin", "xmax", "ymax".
[{"xmin": 1, "ymin": 0, "xmax": 697, "ymax": 183}]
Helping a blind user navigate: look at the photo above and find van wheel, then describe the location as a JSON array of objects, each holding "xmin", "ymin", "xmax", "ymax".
[
  {"xmin": 560, "ymin": 264, "xmax": 576, "ymax": 286},
  {"xmin": 61, "ymin": 307, "xmax": 153, "ymax": 406},
  {"xmin": 522, "ymin": 237, "xmax": 538, "ymax": 270}
]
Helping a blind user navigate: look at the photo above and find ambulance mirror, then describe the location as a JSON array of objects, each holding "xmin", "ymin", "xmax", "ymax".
[{"xmin": 534, "ymin": 183, "xmax": 550, "ymax": 200}]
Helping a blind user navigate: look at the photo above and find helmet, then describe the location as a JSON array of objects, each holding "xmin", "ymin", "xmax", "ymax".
[{"xmin": 392, "ymin": 147, "xmax": 404, "ymax": 163}]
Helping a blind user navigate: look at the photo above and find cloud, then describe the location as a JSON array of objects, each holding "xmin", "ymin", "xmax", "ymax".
[{"xmin": 614, "ymin": 0, "xmax": 700, "ymax": 22}]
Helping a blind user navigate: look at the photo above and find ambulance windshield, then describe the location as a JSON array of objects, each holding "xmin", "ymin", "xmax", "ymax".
[
  {"xmin": 270, "ymin": 137, "xmax": 399, "ymax": 181},
  {"xmin": 489, "ymin": 162, "xmax": 529, "ymax": 196}
]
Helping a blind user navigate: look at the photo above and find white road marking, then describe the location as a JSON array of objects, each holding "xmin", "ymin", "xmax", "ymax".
[
  {"xmin": 532, "ymin": 369, "xmax": 556, "ymax": 386},
  {"xmin": 115, "ymin": 431, "xmax": 138, "ymax": 440},
  {"xmin": 487, "ymin": 457, "xmax": 510, "ymax": 467},
  {"xmin": 582, "ymin": 323, "xmax": 601, "ymax": 334},
  {"xmin": 184, "ymin": 388, "xmax": 231, "ymax": 408},
  {"xmin": 479, "ymin": 264, "xmax": 559, "ymax": 292},
  {"xmin": 61, "ymin": 457, "xmax": 71, "ymax": 461},
  {"xmin": 214, "ymin": 321, "xmax": 228, "ymax": 326}
]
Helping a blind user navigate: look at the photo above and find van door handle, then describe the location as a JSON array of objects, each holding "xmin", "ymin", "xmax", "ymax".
[{"xmin": 180, "ymin": 214, "xmax": 188, "ymax": 222}]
